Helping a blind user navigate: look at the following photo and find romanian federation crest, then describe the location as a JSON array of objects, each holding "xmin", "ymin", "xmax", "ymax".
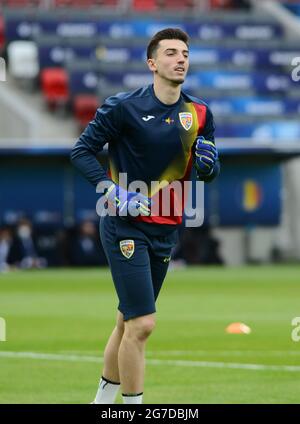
[
  {"xmin": 120, "ymin": 240, "xmax": 135, "ymax": 259},
  {"xmin": 179, "ymin": 112, "xmax": 193, "ymax": 131}
]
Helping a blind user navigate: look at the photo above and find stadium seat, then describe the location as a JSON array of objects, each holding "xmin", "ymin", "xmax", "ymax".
[
  {"xmin": 40, "ymin": 67, "xmax": 69, "ymax": 108},
  {"xmin": 54, "ymin": 0, "xmax": 73, "ymax": 6},
  {"xmin": 4, "ymin": 0, "xmax": 41, "ymax": 6},
  {"xmin": 132, "ymin": 0, "xmax": 158, "ymax": 11},
  {"xmin": 73, "ymin": 94, "xmax": 99, "ymax": 131},
  {"xmin": 210, "ymin": 0, "xmax": 234, "ymax": 9},
  {"xmin": 101, "ymin": 0, "xmax": 120, "ymax": 5},
  {"xmin": 54, "ymin": 0, "xmax": 97, "ymax": 6},
  {"xmin": 54, "ymin": 0, "xmax": 119, "ymax": 6},
  {"xmin": 0, "ymin": 15, "xmax": 5, "ymax": 53},
  {"xmin": 160, "ymin": 0, "xmax": 194, "ymax": 9},
  {"xmin": 7, "ymin": 40, "xmax": 39, "ymax": 80}
]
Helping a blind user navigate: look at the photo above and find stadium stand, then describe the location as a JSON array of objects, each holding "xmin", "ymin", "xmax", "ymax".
[{"xmin": 2, "ymin": 2, "xmax": 299, "ymax": 135}]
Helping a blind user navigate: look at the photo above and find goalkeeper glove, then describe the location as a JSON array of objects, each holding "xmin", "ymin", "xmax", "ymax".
[
  {"xmin": 194, "ymin": 136, "xmax": 218, "ymax": 176},
  {"xmin": 105, "ymin": 183, "xmax": 151, "ymax": 217}
]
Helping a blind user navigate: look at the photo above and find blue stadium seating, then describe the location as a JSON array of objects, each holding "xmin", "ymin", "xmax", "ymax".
[{"xmin": 1, "ymin": 5, "xmax": 300, "ymax": 137}]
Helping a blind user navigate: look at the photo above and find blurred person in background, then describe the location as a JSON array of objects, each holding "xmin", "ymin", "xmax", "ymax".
[
  {"xmin": 181, "ymin": 225, "xmax": 223, "ymax": 265},
  {"xmin": 7, "ymin": 218, "xmax": 47, "ymax": 269},
  {"xmin": 171, "ymin": 223, "xmax": 223, "ymax": 265},
  {"xmin": 0, "ymin": 226, "xmax": 12, "ymax": 273},
  {"xmin": 34, "ymin": 227, "xmax": 70, "ymax": 267},
  {"xmin": 70, "ymin": 220, "xmax": 107, "ymax": 266}
]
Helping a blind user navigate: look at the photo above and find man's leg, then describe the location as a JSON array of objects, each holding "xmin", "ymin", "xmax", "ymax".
[
  {"xmin": 118, "ymin": 313, "xmax": 155, "ymax": 404},
  {"xmin": 99, "ymin": 215, "xmax": 157, "ymax": 404},
  {"xmin": 93, "ymin": 311, "xmax": 124, "ymax": 404},
  {"xmin": 102, "ymin": 310, "xmax": 125, "ymax": 382}
]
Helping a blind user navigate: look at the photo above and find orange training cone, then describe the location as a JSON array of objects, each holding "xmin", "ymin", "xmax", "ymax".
[{"xmin": 226, "ymin": 322, "xmax": 251, "ymax": 334}]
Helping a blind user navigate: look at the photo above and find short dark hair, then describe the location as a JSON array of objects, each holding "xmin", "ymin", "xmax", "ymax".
[{"xmin": 147, "ymin": 28, "xmax": 189, "ymax": 60}]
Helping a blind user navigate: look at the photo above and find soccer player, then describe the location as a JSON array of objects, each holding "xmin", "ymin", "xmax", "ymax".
[{"xmin": 71, "ymin": 28, "xmax": 220, "ymax": 404}]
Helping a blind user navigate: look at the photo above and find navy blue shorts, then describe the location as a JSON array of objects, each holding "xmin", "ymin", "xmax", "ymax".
[{"xmin": 99, "ymin": 215, "xmax": 178, "ymax": 321}]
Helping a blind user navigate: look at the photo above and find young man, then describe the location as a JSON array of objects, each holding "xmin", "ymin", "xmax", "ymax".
[{"xmin": 71, "ymin": 28, "xmax": 220, "ymax": 404}]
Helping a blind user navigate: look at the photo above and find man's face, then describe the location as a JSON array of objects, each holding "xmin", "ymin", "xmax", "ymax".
[{"xmin": 147, "ymin": 39, "xmax": 189, "ymax": 85}]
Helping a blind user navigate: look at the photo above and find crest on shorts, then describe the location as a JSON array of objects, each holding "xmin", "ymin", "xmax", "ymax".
[
  {"xmin": 179, "ymin": 112, "xmax": 193, "ymax": 131},
  {"xmin": 120, "ymin": 240, "xmax": 135, "ymax": 259}
]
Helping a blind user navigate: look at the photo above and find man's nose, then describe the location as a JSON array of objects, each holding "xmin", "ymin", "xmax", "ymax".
[{"xmin": 178, "ymin": 54, "xmax": 187, "ymax": 62}]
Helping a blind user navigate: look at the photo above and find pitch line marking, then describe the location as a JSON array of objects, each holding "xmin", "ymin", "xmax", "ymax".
[
  {"xmin": 58, "ymin": 349, "xmax": 300, "ymax": 357},
  {"xmin": 1, "ymin": 351, "xmax": 300, "ymax": 372}
]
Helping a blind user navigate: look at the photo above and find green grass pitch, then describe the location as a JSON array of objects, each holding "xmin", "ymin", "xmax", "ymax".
[{"xmin": 1, "ymin": 265, "xmax": 300, "ymax": 404}]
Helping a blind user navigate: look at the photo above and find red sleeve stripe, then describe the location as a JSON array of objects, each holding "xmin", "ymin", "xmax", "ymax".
[{"xmin": 192, "ymin": 103, "xmax": 207, "ymax": 136}]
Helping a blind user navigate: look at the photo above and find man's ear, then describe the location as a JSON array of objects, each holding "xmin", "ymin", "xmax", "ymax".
[{"xmin": 147, "ymin": 58, "xmax": 157, "ymax": 72}]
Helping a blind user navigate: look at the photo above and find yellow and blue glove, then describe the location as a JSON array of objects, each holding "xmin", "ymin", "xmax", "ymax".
[
  {"xmin": 105, "ymin": 183, "xmax": 151, "ymax": 217},
  {"xmin": 194, "ymin": 136, "xmax": 218, "ymax": 177}
]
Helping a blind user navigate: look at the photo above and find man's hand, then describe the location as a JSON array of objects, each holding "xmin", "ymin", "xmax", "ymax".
[
  {"xmin": 194, "ymin": 136, "xmax": 218, "ymax": 176},
  {"xmin": 105, "ymin": 183, "xmax": 151, "ymax": 217}
]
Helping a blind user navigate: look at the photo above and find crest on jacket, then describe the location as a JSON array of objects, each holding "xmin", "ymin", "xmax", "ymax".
[{"xmin": 179, "ymin": 112, "xmax": 193, "ymax": 131}]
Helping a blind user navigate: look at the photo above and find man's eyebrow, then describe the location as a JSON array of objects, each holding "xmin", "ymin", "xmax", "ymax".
[{"xmin": 164, "ymin": 48, "xmax": 189, "ymax": 53}]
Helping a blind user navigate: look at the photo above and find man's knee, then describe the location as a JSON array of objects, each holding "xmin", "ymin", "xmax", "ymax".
[{"xmin": 125, "ymin": 314, "xmax": 156, "ymax": 342}]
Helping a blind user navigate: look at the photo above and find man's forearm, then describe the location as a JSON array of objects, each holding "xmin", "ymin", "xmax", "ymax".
[{"xmin": 71, "ymin": 139, "xmax": 109, "ymax": 187}]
